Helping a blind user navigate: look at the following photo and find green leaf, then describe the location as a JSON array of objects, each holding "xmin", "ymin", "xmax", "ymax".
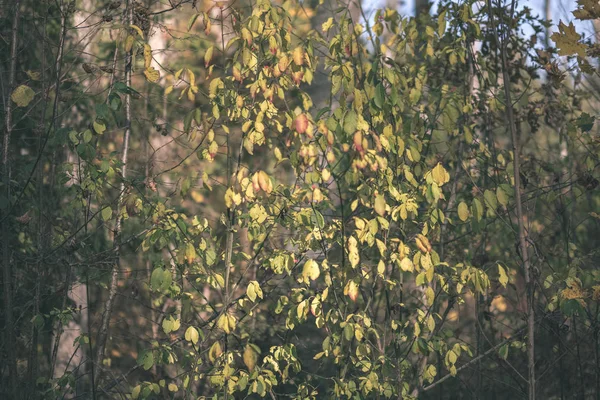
[
  {"xmin": 472, "ymin": 198, "xmax": 483, "ymax": 222},
  {"xmin": 95, "ymin": 103, "xmax": 110, "ymax": 119},
  {"xmin": 137, "ymin": 350, "xmax": 154, "ymax": 370},
  {"xmin": 188, "ymin": 13, "xmax": 200, "ymax": 31},
  {"xmin": 93, "ymin": 120, "xmax": 106, "ymax": 135},
  {"xmin": 576, "ymin": 112, "xmax": 595, "ymax": 132},
  {"xmin": 101, "ymin": 206, "xmax": 112, "ymax": 221},
  {"xmin": 150, "ymin": 267, "xmax": 172, "ymax": 292},
  {"xmin": 183, "ymin": 110, "xmax": 194, "ymax": 134},
  {"xmin": 108, "ymin": 93, "xmax": 122, "ymax": 111},
  {"xmin": 343, "ymin": 110, "xmax": 358, "ymax": 135},
  {"xmin": 498, "ymin": 344, "xmax": 509, "ymax": 360},
  {"xmin": 374, "ymin": 83, "xmax": 385, "ymax": 109},
  {"xmin": 496, "ymin": 186, "xmax": 508, "ymax": 207},
  {"xmin": 150, "ymin": 268, "xmax": 163, "ymax": 290},
  {"xmin": 484, "ymin": 189, "xmax": 498, "ymax": 215}
]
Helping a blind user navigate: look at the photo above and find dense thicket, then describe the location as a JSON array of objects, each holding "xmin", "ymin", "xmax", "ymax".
[{"xmin": 1, "ymin": 0, "xmax": 600, "ymax": 399}]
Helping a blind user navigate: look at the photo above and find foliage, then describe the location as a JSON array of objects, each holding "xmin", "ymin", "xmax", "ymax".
[{"xmin": 1, "ymin": 0, "xmax": 600, "ymax": 399}]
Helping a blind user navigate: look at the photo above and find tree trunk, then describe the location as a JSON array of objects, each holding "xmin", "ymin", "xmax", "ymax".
[{"xmin": 94, "ymin": 1, "xmax": 133, "ymax": 386}]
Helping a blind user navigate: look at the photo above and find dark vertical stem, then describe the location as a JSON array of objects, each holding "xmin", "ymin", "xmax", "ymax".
[
  {"xmin": 28, "ymin": 4, "xmax": 52, "ymax": 395},
  {"xmin": 94, "ymin": 1, "xmax": 133, "ymax": 385},
  {"xmin": 47, "ymin": 0, "xmax": 69, "ymax": 380},
  {"xmin": 573, "ymin": 318, "xmax": 585, "ymax": 400},
  {"xmin": 594, "ymin": 303, "xmax": 600, "ymax": 400},
  {"xmin": 489, "ymin": 0, "xmax": 536, "ymax": 398},
  {"xmin": 2, "ymin": 0, "xmax": 21, "ymax": 395},
  {"xmin": 476, "ymin": 294, "xmax": 482, "ymax": 398}
]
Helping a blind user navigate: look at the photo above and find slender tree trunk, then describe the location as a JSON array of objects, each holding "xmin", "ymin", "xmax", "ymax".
[
  {"xmin": 493, "ymin": 1, "xmax": 536, "ymax": 397},
  {"xmin": 47, "ymin": 0, "xmax": 69, "ymax": 381},
  {"xmin": 2, "ymin": 0, "xmax": 21, "ymax": 396},
  {"xmin": 94, "ymin": 2, "xmax": 133, "ymax": 385},
  {"xmin": 544, "ymin": 0, "xmax": 551, "ymax": 49}
]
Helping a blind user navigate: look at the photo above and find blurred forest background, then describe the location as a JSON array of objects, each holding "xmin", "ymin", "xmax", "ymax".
[{"xmin": 1, "ymin": 0, "xmax": 600, "ymax": 398}]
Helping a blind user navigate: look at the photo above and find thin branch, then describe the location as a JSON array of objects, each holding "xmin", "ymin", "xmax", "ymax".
[{"xmin": 422, "ymin": 327, "xmax": 527, "ymax": 393}]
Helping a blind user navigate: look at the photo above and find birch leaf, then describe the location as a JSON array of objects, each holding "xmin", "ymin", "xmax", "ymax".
[{"xmin": 11, "ymin": 85, "xmax": 35, "ymax": 107}]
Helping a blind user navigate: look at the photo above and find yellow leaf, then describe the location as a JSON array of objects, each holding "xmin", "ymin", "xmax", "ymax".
[
  {"xmin": 292, "ymin": 46, "xmax": 304, "ymax": 66},
  {"xmin": 168, "ymin": 383, "xmax": 178, "ymax": 392},
  {"xmin": 130, "ymin": 24, "xmax": 144, "ymax": 37},
  {"xmin": 185, "ymin": 242, "xmax": 196, "ymax": 264},
  {"xmin": 243, "ymin": 344, "xmax": 260, "ymax": 371},
  {"xmin": 498, "ymin": 264, "xmax": 509, "ymax": 288},
  {"xmin": 11, "ymin": 85, "xmax": 35, "ymax": 107},
  {"xmin": 132, "ymin": 385, "xmax": 141, "ymax": 399},
  {"xmin": 431, "ymin": 163, "xmax": 450, "ymax": 186},
  {"xmin": 184, "ymin": 326, "xmax": 199, "ymax": 344},
  {"xmin": 344, "ymin": 280, "xmax": 359, "ymax": 302},
  {"xmin": 400, "ymin": 257, "xmax": 413, "ymax": 272},
  {"xmin": 224, "ymin": 188, "xmax": 241, "ymax": 209},
  {"xmin": 302, "ymin": 259, "xmax": 320, "ymax": 283},
  {"xmin": 144, "ymin": 67, "xmax": 160, "ymax": 82},
  {"xmin": 257, "ymin": 171, "xmax": 272, "ymax": 194},
  {"xmin": 124, "ymin": 35, "xmax": 134, "ymax": 52},
  {"xmin": 246, "ymin": 280, "xmax": 263, "ymax": 302},
  {"xmin": 278, "ymin": 54, "xmax": 289, "ymax": 72},
  {"xmin": 25, "ymin": 70, "xmax": 41, "ymax": 81},
  {"xmin": 374, "ymin": 194, "xmax": 386, "ymax": 216},
  {"xmin": 143, "ymin": 44, "xmax": 152, "ymax": 68},
  {"xmin": 348, "ymin": 236, "xmax": 360, "ymax": 268},
  {"xmin": 204, "ymin": 46, "xmax": 214, "ymax": 67},
  {"xmin": 241, "ymin": 27, "xmax": 253, "ymax": 45},
  {"xmin": 457, "ymin": 201, "xmax": 469, "ymax": 222},
  {"xmin": 208, "ymin": 341, "xmax": 222, "ymax": 363},
  {"xmin": 562, "ymin": 280, "xmax": 584, "ymax": 300},
  {"xmin": 322, "ymin": 17, "xmax": 334, "ymax": 33},
  {"xmin": 377, "ymin": 260, "xmax": 386, "ymax": 276},
  {"xmin": 217, "ymin": 313, "xmax": 236, "ymax": 334},
  {"xmin": 551, "ymin": 21, "xmax": 586, "ymax": 57},
  {"xmin": 311, "ymin": 187, "xmax": 323, "ymax": 203}
]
